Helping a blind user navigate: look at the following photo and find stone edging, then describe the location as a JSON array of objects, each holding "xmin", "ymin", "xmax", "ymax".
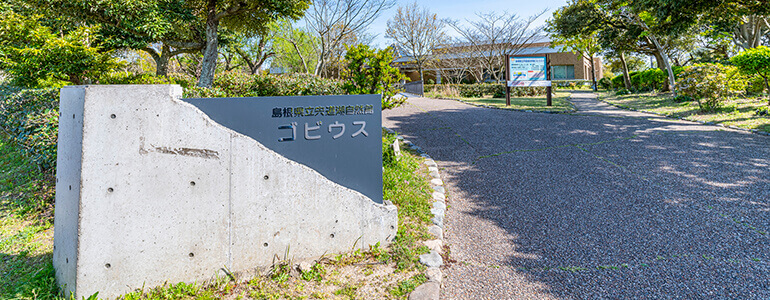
[
  {"xmin": 431, "ymin": 96, "xmax": 577, "ymax": 114},
  {"xmin": 383, "ymin": 127, "xmax": 445, "ymax": 300},
  {"xmin": 596, "ymin": 96, "xmax": 770, "ymax": 137}
]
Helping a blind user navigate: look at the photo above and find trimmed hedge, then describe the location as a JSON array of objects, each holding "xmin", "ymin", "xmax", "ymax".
[
  {"xmin": 184, "ymin": 72, "xmax": 347, "ymax": 98},
  {"xmin": 609, "ymin": 67, "xmax": 685, "ymax": 91},
  {"xmin": 551, "ymin": 80, "xmax": 591, "ymax": 88},
  {"xmin": 424, "ymin": 83, "xmax": 546, "ymax": 98},
  {"xmin": 99, "ymin": 72, "xmax": 197, "ymax": 88}
]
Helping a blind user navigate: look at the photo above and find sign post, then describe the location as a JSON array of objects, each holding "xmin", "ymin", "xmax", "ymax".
[
  {"xmin": 546, "ymin": 55, "xmax": 552, "ymax": 106},
  {"xmin": 506, "ymin": 56, "xmax": 552, "ymax": 106},
  {"xmin": 505, "ymin": 54, "xmax": 511, "ymax": 106}
]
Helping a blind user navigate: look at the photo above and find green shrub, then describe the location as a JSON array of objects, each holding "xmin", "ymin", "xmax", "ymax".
[
  {"xmin": 616, "ymin": 88, "xmax": 631, "ymax": 95},
  {"xmin": 672, "ymin": 95, "xmax": 693, "ymax": 103},
  {"xmin": 611, "ymin": 74, "xmax": 625, "ymax": 89},
  {"xmin": 98, "ymin": 72, "xmax": 196, "ymax": 88},
  {"xmin": 747, "ymin": 76, "xmax": 767, "ymax": 95},
  {"xmin": 731, "ymin": 46, "xmax": 770, "ymax": 97},
  {"xmin": 676, "ymin": 63, "xmax": 743, "ymax": 112},
  {"xmin": 598, "ymin": 77, "xmax": 613, "ymax": 90},
  {"xmin": 637, "ymin": 69, "xmax": 667, "ymax": 91},
  {"xmin": 342, "ymin": 44, "xmax": 405, "ymax": 109},
  {"xmin": 423, "ymin": 84, "xmax": 545, "ymax": 98},
  {"xmin": 552, "ymin": 80, "xmax": 590, "ymax": 88},
  {"xmin": 614, "ymin": 71, "xmax": 640, "ymax": 90},
  {"xmin": 0, "ymin": 86, "xmax": 59, "ymax": 172},
  {"xmin": 182, "ymin": 72, "xmax": 347, "ymax": 98}
]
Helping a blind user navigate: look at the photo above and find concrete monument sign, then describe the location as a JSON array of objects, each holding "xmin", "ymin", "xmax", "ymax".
[{"xmin": 53, "ymin": 85, "xmax": 397, "ymax": 299}]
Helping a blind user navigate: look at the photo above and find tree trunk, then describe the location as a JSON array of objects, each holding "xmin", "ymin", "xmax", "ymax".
[
  {"xmin": 290, "ymin": 40, "xmax": 310, "ymax": 74},
  {"xmin": 649, "ymin": 35, "xmax": 676, "ymax": 95},
  {"xmin": 156, "ymin": 45, "xmax": 171, "ymax": 77},
  {"xmin": 619, "ymin": 52, "xmax": 631, "ymax": 90},
  {"xmin": 589, "ymin": 54, "xmax": 597, "ymax": 92},
  {"xmin": 652, "ymin": 51, "xmax": 672, "ymax": 92},
  {"xmin": 197, "ymin": 0, "xmax": 219, "ymax": 88},
  {"xmin": 418, "ymin": 62, "xmax": 424, "ymax": 83},
  {"xmin": 314, "ymin": 41, "xmax": 325, "ymax": 76}
]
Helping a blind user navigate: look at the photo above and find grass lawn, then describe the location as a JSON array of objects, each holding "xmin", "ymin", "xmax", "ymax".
[
  {"xmin": 0, "ymin": 135, "xmax": 58, "ymax": 300},
  {"xmin": 1, "ymin": 129, "xmax": 434, "ymax": 299},
  {"xmin": 599, "ymin": 92, "xmax": 770, "ymax": 133},
  {"xmin": 458, "ymin": 92, "xmax": 574, "ymax": 112}
]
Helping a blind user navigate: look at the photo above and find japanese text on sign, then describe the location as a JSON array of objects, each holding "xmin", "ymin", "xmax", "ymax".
[
  {"xmin": 278, "ymin": 121, "xmax": 368, "ymax": 142},
  {"xmin": 272, "ymin": 104, "xmax": 374, "ymax": 118}
]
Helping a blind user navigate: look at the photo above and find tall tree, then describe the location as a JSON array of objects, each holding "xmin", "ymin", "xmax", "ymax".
[
  {"xmin": 273, "ymin": 21, "xmax": 318, "ymax": 73},
  {"xmin": 25, "ymin": 0, "xmax": 205, "ymax": 77},
  {"xmin": 446, "ymin": 11, "xmax": 545, "ymax": 81},
  {"xmin": 547, "ymin": 14, "xmax": 602, "ymax": 91},
  {"xmin": 549, "ymin": 0, "xmax": 702, "ymax": 93},
  {"xmin": 226, "ymin": 31, "xmax": 275, "ymax": 74},
  {"xmin": 385, "ymin": 2, "xmax": 445, "ymax": 82},
  {"xmin": 304, "ymin": 0, "xmax": 396, "ymax": 77},
  {"xmin": 26, "ymin": 0, "xmax": 308, "ymax": 86},
  {"xmin": 0, "ymin": 5, "xmax": 120, "ymax": 86},
  {"xmin": 193, "ymin": 0, "xmax": 308, "ymax": 87}
]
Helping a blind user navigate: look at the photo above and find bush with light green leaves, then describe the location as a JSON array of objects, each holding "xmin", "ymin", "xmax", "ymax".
[
  {"xmin": 731, "ymin": 46, "xmax": 770, "ymax": 104},
  {"xmin": 675, "ymin": 63, "xmax": 745, "ymax": 112}
]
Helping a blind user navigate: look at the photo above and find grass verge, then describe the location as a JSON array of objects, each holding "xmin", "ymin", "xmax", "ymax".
[
  {"xmin": 1, "ymin": 134, "xmax": 58, "ymax": 300},
  {"xmin": 598, "ymin": 92, "xmax": 770, "ymax": 133},
  {"xmin": 1, "ymin": 129, "xmax": 434, "ymax": 299},
  {"xmin": 457, "ymin": 92, "xmax": 574, "ymax": 112}
]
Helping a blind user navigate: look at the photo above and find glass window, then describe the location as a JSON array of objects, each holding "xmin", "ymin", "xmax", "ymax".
[{"xmin": 551, "ymin": 65, "xmax": 575, "ymax": 80}]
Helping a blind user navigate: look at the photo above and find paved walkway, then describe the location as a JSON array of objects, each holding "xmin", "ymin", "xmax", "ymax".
[{"xmin": 382, "ymin": 91, "xmax": 770, "ymax": 299}]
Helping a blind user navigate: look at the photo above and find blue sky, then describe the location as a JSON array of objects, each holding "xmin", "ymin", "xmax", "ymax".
[{"xmin": 367, "ymin": 0, "xmax": 569, "ymax": 47}]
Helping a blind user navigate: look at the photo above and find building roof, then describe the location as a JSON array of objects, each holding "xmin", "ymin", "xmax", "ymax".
[{"xmin": 392, "ymin": 44, "xmax": 567, "ymax": 64}]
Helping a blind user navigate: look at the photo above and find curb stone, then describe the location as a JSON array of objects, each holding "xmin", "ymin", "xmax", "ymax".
[
  {"xmin": 594, "ymin": 96, "xmax": 770, "ymax": 138},
  {"xmin": 408, "ymin": 281, "xmax": 440, "ymax": 300},
  {"xmin": 384, "ymin": 126, "xmax": 447, "ymax": 300}
]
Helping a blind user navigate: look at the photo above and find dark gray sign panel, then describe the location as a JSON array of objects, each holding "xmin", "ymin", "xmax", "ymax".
[{"xmin": 183, "ymin": 95, "xmax": 383, "ymax": 203}]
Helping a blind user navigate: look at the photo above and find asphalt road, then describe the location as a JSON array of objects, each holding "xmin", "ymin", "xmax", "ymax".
[{"xmin": 382, "ymin": 92, "xmax": 770, "ymax": 299}]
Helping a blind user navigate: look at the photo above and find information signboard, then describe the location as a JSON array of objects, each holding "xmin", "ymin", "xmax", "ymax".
[
  {"xmin": 508, "ymin": 56, "xmax": 548, "ymax": 82},
  {"xmin": 184, "ymin": 95, "xmax": 383, "ymax": 203},
  {"xmin": 505, "ymin": 55, "xmax": 552, "ymax": 106}
]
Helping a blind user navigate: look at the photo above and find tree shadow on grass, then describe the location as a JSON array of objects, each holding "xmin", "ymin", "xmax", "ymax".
[{"xmin": 0, "ymin": 252, "xmax": 58, "ymax": 300}]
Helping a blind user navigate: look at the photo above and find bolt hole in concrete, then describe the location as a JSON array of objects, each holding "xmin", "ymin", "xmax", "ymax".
[
  {"xmin": 263, "ymin": 243, "xmax": 268, "ymax": 247},
  {"xmin": 263, "ymin": 175, "xmax": 269, "ymax": 180},
  {"xmin": 105, "ymin": 263, "xmax": 111, "ymax": 269},
  {"xmin": 330, "ymin": 234, "xmax": 335, "ymax": 238},
  {"xmin": 72, "ymin": 114, "xmax": 75, "ymax": 119},
  {"xmin": 69, "ymin": 185, "xmax": 71, "ymax": 190},
  {"xmin": 107, "ymin": 187, "xmax": 114, "ymax": 193},
  {"xmin": 110, "ymin": 114, "xmax": 116, "ymax": 119},
  {"xmin": 188, "ymin": 253, "xmax": 194, "ymax": 258},
  {"xmin": 190, "ymin": 181, "xmax": 196, "ymax": 186}
]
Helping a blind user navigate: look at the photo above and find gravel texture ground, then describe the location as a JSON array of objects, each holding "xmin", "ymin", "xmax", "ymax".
[{"xmin": 383, "ymin": 92, "xmax": 770, "ymax": 299}]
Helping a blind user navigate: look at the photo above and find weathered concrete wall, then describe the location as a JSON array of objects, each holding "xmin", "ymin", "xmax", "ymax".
[{"xmin": 53, "ymin": 85, "xmax": 397, "ymax": 299}]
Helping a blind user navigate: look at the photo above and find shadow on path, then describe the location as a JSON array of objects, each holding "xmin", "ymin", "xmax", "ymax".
[{"xmin": 383, "ymin": 95, "xmax": 770, "ymax": 299}]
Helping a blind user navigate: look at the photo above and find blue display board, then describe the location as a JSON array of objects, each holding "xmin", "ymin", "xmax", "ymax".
[{"xmin": 509, "ymin": 56, "xmax": 547, "ymax": 81}]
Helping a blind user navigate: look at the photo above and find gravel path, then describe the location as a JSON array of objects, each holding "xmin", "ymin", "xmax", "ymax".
[{"xmin": 382, "ymin": 92, "xmax": 770, "ymax": 299}]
